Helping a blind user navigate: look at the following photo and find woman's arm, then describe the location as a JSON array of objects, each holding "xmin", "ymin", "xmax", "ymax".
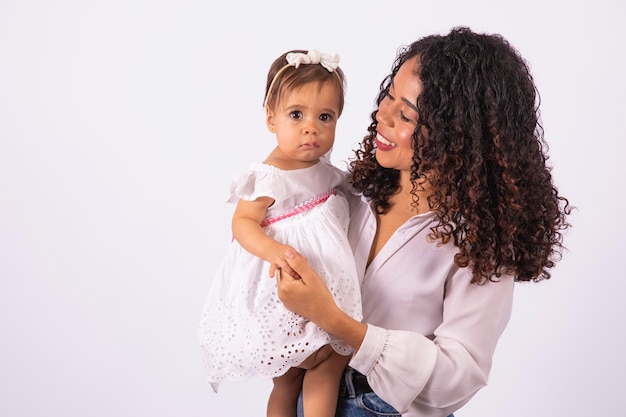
[
  {"xmin": 232, "ymin": 198, "xmax": 299, "ymax": 277},
  {"xmin": 353, "ymin": 271, "xmax": 514, "ymax": 414},
  {"xmin": 280, "ymin": 248, "xmax": 515, "ymax": 415}
]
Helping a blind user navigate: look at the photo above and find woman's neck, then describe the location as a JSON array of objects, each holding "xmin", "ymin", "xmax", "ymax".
[
  {"xmin": 367, "ymin": 173, "xmax": 431, "ymax": 266},
  {"xmin": 391, "ymin": 171, "xmax": 432, "ymax": 215}
]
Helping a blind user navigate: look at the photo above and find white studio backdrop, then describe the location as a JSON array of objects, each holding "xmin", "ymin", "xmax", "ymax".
[{"xmin": 1, "ymin": 1, "xmax": 624, "ymax": 416}]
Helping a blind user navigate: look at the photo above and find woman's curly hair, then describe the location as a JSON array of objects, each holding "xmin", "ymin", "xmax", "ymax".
[{"xmin": 349, "ymin": 26, "xmax": 572, "ymax": 283}]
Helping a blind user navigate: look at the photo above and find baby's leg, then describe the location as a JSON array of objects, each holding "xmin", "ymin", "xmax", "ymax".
[
  {"xmin": 267, "ymin": 366, "xmax": 305, "ymax": 417},
  {"xmin": 301, "ymin": 346, "xmax": 351, "ymax": 417}
]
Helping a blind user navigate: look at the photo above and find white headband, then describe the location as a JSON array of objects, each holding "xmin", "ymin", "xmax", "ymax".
[
  {"xmin": 264, "ymin": 49, "xmax": 341, "ymax": 108},
  {"xmin": 285, "ymin": 50, "xmax": 340, "ymax": 72}
]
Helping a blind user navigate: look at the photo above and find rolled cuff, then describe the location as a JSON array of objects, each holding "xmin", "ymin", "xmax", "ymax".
[{"xmin": 349, "ymin": 324, "xmax": 438, "ymax": 413}]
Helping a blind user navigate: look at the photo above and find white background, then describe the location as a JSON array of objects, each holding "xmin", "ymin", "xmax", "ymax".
[{"xmin": 1, "ymin": 1, "xmax": 624, "ymax": 416}]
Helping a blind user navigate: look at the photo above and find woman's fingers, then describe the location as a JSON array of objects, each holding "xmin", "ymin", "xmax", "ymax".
[
  {"xmin": 283, "ymin": 250, "xmax": 311, "ymax": 279},
  {"xmin": 279, "ymin": 249, "xmax": 336, "ymax": 326},
  {"xmin": 276, "ymin": 251, "xmax": 310, "ymax": 309},
  {"xmin": 269, "ymin": 258, "xmax": 300, "ymax": 280}
]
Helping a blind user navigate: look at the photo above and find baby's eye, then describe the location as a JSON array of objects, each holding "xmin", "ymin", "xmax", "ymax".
[
  {"xmin": 290, "ymin": 110, "xmax": 303, "ymax": 120},
  {"xmin": 319, "ymin": 113, "xmax": 334, "ymax": 122}
]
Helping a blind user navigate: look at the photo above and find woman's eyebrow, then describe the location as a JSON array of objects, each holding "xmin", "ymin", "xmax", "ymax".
[
  {"xmin": 391, "ymin": 79, "xmax": 419, "ymax": 113},
  {"xmin": 402, "ymin": 97, "xmax": 419, "ymax": 113}
]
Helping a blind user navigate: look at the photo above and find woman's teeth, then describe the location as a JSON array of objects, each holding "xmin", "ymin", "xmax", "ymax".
[{"xmin": 377, "ymin": 133, "xmax": 397, "ymax": 147}]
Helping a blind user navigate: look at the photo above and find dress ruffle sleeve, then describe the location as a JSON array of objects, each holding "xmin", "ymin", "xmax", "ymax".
[{"xmin": 226, "ymin": 163, "xmax": 290, "ymax": 205}]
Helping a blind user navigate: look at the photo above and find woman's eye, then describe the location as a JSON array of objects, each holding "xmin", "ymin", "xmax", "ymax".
[
  {"xmin": 290, "ymin": 111, "xmax": 303, "ymax": 120},
  {"xmin": 400, "ymin": 112, "xmax": 411, "ymax": 122}
]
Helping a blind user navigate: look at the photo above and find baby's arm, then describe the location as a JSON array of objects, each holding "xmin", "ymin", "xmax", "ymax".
[{"xmin": 232, "ymin": 196, "xmax": 300, "ymax": 278}]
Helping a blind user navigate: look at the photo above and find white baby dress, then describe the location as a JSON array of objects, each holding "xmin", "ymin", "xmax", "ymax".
[{"xmin": 197, "ymin": 158, "xmax": 362, "ymax": 392}]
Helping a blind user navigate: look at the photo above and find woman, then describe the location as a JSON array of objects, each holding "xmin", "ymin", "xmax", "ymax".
[{"xmin": 276, "ymin": 27, "xmax": 571, "ymax": 417}]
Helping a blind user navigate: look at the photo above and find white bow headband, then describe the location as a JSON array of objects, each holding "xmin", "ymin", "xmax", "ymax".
[
  {"xmin": 285, "ymin": 50, "xmax": 340, "ymax": 72},
  {"xmin": 264, "ymin": 50, "xmax": 341, "ymax": 108}
]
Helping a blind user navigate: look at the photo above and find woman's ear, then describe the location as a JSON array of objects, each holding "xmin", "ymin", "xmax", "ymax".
[{"xmin": 265, "ymin": 108, "xmax": 276, "ymax": 133}]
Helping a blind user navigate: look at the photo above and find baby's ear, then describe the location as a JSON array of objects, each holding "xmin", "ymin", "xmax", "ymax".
[{"xmin": 265, "ymin": 108, "xmax": 276, "ymax": 133}]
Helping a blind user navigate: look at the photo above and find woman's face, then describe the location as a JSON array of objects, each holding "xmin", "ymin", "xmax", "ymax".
[{"xmin": 374, "ymin": 56, "xmax": 422, "ymax": 173}]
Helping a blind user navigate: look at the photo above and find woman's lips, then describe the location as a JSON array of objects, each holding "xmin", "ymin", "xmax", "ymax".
[{"xmin": 375, "ymin": 133, "xmax": 397, "ymax": 151}]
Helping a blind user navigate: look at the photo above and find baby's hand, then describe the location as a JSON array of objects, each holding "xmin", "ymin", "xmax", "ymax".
[{"xmin": 268, "ymin": 244, "xmax": 302, "ymax": 280}]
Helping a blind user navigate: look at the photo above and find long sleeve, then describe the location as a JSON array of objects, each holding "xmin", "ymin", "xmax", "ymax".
[{"xmin": 350, "ymin": 273, "xmax": 514, "ymax": 415}]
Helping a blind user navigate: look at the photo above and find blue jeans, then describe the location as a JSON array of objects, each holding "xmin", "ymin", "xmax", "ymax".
[
  {"xmin": 296, "ymin": 368, "xmax": 454, "ymax": 417},
  {"xmin": 335, "ymin": 391, "xmax": 401, "ymax": 416}
]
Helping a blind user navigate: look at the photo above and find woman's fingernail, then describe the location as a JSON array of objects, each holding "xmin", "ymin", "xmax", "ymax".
[{"xmin": 285, "ymin": 250, "xmax": 294, "ymax": 259}]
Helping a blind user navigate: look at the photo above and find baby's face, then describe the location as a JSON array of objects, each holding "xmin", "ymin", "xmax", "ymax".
[{"xmin": 266, "ymin": 81, "xmax": 340, "ymax": 169}]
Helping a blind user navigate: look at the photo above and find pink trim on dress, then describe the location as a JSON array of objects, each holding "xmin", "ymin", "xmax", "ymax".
[{"xmin": 260, "ymin": 189, "xmax": 337, "ymax": 228}]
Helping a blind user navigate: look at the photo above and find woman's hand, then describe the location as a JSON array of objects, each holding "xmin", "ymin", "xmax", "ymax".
[
  {"xmin": 275, "ymin": 250, "xmax": 337, "ymax": 327},
  {"xmin": 268, "ymin": 244, "xmax": 300, "ymax": 279},
  {"xmin": 277, "ymin": 249, "xmax": 368, "ymax": 351}
]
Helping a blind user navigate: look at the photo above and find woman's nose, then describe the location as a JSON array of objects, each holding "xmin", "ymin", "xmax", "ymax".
[{"xmin": 376, "ymin": 96, "xmax": 392, "ymax": 126}]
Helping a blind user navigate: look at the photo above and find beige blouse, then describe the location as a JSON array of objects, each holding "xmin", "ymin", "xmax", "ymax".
[{"xmin": 346, "ymin": 192, "xmax": 515, "ymax": 417}]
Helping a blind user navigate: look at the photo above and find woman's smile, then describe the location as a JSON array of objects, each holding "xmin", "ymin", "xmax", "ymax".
[{"xmin": 375, "ymin": 132, "xmax": 398, "ymax": 151}]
